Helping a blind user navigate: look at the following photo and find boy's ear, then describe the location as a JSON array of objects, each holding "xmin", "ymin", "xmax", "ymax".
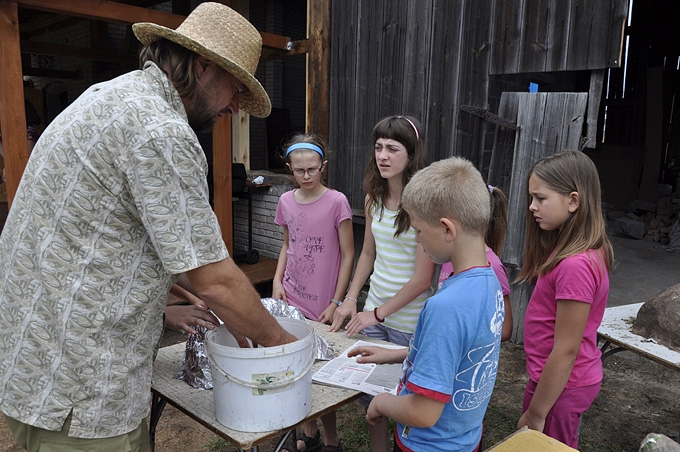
[
  {"xmin": 568, "ymin": 191, "xmax": 580, "ymax": 213},
  {"xmin": 440, "ymin": 218, "xmax": 457, "ymax": 242}
]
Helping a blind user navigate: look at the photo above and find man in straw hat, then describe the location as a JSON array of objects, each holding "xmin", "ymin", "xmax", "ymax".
[{"xmin": 0, "ymin": 3, "xmax": 295, "ymax": 451}]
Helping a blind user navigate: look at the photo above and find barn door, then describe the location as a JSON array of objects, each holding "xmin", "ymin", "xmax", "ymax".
[{"xmin": 490, "ymin": 91, "xmax": 588, "ymax": 343}]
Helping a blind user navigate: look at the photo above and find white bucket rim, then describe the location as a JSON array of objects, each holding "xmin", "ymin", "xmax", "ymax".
[{"xmin": 205, "ymin": 317, "xmax": 314, "ymax": 358}]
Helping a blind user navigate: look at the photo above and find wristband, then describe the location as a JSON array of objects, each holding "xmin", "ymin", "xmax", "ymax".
[
  {"xmin": 374, "ymin": 307, "xmax": 385, "ymax": 323},
  {"xmin": 343, "ymin": 296, "xmax": 357, "ymax": 303},
  {"xmin": 331, "ymin": 299, "xmax": 343, "ymax": 306}
]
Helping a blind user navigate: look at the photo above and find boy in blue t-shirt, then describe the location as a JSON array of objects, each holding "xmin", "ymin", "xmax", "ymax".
[{"xmin": 348, "ymin": 157, "xmax": 504, "ymax": 452}]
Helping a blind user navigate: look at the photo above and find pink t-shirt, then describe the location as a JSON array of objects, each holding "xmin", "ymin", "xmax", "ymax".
[
  {"xmin": 274, "ymin": 189, "xmax": 352, "ymax": 319},
  {"xmin": 438, "ymin": 249, "xmax": 511, "ymax": 296},
  {"xmin": 523, "ymin": 249, "xmax": 609, "ymax": 388}
]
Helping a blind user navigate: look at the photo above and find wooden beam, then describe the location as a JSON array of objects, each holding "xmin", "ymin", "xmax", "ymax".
[
  {"xmin": 12, "ymin": 0, "xmax": 184, "ymax": 27},
  {"xmin": 306, "ymin": 0, "xmax": 329, "ymax": 138},
  {"xmin": 460, "ymin": 105, "xmax": 520, "ymax": 131},
  {"xmin": 261, "ymin": 40, "xmax": 308, "ymax": 62},
  {"xmin": 260, "ymin": 31, "xmax": 290, "ymax": 50},
  {"xmin": 14, "ymin": 0, "xmax": 290, "ymax": 49},
  {"xmin": 0, "ymin": 1, "xmax": 29, "ymax": 208}
]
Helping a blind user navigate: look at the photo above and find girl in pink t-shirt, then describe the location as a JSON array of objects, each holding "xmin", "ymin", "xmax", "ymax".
[
  {"xmin": 273, "ymin": 134, "xmax": 354, "ymax": 452},
  {"xmin": 438, "ymin": 184, "xmax": 514, "ymax": 341},
  {"xmin": 516, "ymin": 150, "xmax": 614, "ymax": 448}
]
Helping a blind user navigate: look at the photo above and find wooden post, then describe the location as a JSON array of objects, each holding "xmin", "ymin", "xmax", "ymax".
[
  {"xmin": 584, "ymin": 70, "xmax": 605, "ymax": 149},
  {"xmin": 231, "ymin": 110, "xmax": 250, "ymax": 167},
  {"xmin": 213, "ymin": 115, "xmax": 234, "ymax": 255},
  {"xmin": 0, "ymin": 1, "xmax": 29, "ymax": 208},
  {"xmin": 306, "ymin": 0, "xmax": 329, "ymax": 139}
]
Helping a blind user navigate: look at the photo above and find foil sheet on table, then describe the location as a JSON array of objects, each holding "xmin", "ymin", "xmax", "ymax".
[{"xmin": 173, "ymin": 297, "xmax": 336, "ymax": 390}]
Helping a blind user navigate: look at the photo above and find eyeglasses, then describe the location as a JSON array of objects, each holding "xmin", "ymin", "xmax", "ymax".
[{"xmin": 291, "ymin": 166, "xmax": 323, "ymax": 177}]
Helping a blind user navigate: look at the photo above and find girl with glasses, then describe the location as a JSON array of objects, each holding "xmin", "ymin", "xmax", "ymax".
[{"xmin": 274, "ymin": 133, "xmax": 354, "ymax": 452}]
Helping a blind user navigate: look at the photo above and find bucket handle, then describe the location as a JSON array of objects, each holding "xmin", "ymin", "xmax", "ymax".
[{"xmin": 206, "ymin": 348, "xmax": 315, "ymax": 390}]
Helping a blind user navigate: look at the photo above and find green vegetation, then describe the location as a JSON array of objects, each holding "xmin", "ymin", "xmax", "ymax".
[{"xmin": 202, "ymin": 437, "xmax": 230, "ymax": 452}]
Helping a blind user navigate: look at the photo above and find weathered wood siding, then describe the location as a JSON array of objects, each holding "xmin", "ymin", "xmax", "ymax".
[
  {"xmin": 328, "ymin": 0, "xmax": 627, "ymax": 212},
  {"xmin": 328, "ymin": 0, "xmax": 492, "ymax": 209},
  {"xmin": 491, "ymin": 0, "xmax": 628, "ymax": 74}
]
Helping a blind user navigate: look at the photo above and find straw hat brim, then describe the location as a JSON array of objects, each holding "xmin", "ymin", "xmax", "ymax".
[{"xmin": 133, "ymin": 22, "xmax": 271, "ymax": 118}]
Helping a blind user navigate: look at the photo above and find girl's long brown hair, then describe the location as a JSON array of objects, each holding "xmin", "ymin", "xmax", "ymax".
[
  {"xmin": 486, "ymin": 185, "xmax": 508, "ymax": 255},
  {"xmin": 363, "ymin": 115, "xmax": 427, "ymax": 236},
  {"xmin": 517, "ymin": 150, "xmax": 614, "ymax": 283}
]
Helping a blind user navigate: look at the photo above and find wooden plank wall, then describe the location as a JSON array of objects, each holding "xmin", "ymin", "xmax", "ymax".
[
  {"xmin": 490, "ymin": 0, "xmax": 628, "ymax": 74},
  {"xmin": 328, "ymin": 0, "xmax": 494, "ymax": 210},
  {"xmin": 328, "ymin": 0, "xmax": 626, "ymax": 213}
]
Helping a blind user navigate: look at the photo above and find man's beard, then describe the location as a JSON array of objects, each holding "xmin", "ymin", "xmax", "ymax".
[{"xmin": 186, "ymin": 89, "xmax": 217, "ymax": 134}]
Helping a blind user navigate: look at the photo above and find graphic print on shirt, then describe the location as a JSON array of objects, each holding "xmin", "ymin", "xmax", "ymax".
[
  {"xmin": 284, "ymin": 212, "xmax": 326, "ymax": 302},
  {"xmin": 453, "ymin": 289, "xmax": 504, "ymax": 411}
]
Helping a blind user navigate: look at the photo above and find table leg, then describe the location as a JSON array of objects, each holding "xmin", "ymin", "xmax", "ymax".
[
  {"xmin": 272, "ymin": 428, "xmax": 295, "ymax": 452},
  {"xmin": 599, "ymin": 340, "xmax": 625, "ymax": 361},
  {"xmin": 149, "ymin": 393, "xmax": 167, "ymax": 451}
]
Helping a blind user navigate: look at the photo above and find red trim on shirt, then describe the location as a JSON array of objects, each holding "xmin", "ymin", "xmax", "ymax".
[{"xmin": 405, "ymin": 381, "xmax": 451, "ymax": 403}]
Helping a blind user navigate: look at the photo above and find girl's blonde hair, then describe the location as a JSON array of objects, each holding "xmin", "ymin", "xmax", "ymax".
[
  {"xmin": 517, "ymin": 150, "xmax": 614, "ymax": 282},
  {"xmin": 364, "ymin": 115, "xmax": 427, "ymax": 236}
]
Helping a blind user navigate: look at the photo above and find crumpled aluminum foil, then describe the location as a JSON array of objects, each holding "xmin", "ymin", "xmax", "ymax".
[{"xmin": 173, "ymin": 297, "xmax": 336, "ymax": 390}]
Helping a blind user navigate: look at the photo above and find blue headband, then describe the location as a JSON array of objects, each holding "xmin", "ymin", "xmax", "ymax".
[{"xmin": 285, "ymin": 143, "xmax": 324, "ymax": 159}]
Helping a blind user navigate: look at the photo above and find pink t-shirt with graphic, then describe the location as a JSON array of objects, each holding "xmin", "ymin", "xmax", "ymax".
[
  {"xmin": 275, "ymin": 189, "xmax": 352, "ymax": 319},
  {"xmin": 523, "ymin": 249, "xmax": 609, "ymax": 388}
]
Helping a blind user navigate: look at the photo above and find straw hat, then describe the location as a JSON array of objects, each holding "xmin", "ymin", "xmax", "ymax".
[{"xmin": 132, "ymin": 2, "xmax": 271, "ymax": 118}]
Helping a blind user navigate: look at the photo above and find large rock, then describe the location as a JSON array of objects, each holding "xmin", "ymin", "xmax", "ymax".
[{"xmin": 632, "ymin": 283, "xmax": 680, "ymax": 352}]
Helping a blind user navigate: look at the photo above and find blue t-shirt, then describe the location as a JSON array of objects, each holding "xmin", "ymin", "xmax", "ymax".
[{"xmin": 395, "ymin": 266, "xmax": 504, "ymax": 452}]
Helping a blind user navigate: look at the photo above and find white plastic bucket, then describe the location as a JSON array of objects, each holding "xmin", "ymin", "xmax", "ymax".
[{"xmin": 205, "ymin": 317, "xmax": 315, "ymax": 432}]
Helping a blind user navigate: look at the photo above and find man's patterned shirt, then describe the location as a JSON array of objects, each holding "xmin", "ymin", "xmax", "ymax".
[{"xmin": 0, "ymin": 62, "xmax": 228, "ymax": 438}]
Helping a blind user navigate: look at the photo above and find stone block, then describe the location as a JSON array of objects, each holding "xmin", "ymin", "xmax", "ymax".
[{"xmin": 615, "ymin": 217, "xmax": 645, "ymax": 239}]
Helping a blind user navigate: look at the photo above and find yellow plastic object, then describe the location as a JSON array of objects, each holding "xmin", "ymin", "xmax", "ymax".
[{"xmin": 486, "ymin": 427, "xmax": 578, "ymax": 451}]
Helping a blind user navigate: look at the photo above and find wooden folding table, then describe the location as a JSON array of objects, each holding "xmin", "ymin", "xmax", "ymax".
[{"xmin": 150, "ymin": 322, "xmax": 383, "ymax": 451}]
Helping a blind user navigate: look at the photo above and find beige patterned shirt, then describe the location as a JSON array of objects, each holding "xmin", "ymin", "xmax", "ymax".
[{"xmin": 0, "ymin": 62, "xmax": 228, "ymax": 438}]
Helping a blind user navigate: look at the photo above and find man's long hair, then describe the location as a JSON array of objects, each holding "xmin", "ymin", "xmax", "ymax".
[{"xmin": 138, "ymin": 39, "xmax": 201, "ymax": 100}]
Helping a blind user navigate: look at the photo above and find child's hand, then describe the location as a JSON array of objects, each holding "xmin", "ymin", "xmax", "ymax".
[
  {"xmin": 317, "ymin": 303, "xmax": 337, "ymax": 325},
  {"xmin": 517, "ymin": 409, "xmax": 546, "ymax": 433},
  {"xmin": 366, "ymin": 394, "xmax": 387, "ymax": 425},
  {"xmin": 344, "ymin": 310, "xmax": 377, "ymax": 336},
  {"xmin": 271, "ymin": 281, "xmax": 287, "ymax": 302},
  {"xmin": 170, "ymin": 283, "xmax": 207, "ymax": 307},
  {"xmin": 348, "ymin": 345, "xmax": 407, "ymax": 364},
  {"xmin": 165, "ymin": 305, "xmax": 219, "ymax": 335},
  {"xmin": 328, "ymin": 299, "xmax": 357, "ymax": 332}
]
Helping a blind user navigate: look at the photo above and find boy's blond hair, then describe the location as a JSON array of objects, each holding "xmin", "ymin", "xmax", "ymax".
[{"xmin": 401, "ymin": 157, "xmax": 490, "ymax": 235}]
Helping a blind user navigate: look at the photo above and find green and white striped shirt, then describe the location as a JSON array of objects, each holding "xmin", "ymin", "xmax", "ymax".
[{"xmin": 364, "ymin": 206, "xmax": 432, "ymax": 334}]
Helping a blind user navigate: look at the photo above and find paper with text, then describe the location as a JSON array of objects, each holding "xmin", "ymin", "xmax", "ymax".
[{"xmin": 312, "ymin": 340, "xmax": 406, "ymax": 396}]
